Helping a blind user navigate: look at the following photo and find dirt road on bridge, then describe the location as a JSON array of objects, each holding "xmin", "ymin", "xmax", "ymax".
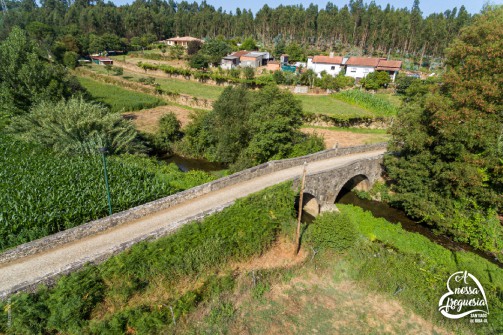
[{"xmin": 0, "ymin": 149, "xmax": 385, "ymax": 297}]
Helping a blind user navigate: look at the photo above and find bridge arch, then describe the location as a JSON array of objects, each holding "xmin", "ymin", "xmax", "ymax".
[{"xmin": 335, "ymin": 174, "xmax": 370, "ymax": 202}]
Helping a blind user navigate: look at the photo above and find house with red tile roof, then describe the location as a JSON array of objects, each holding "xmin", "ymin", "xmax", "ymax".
[
  {"xmin": 375, "ymin": 59, "xmax": 402, "ymax": 81},
  {"xmin": 307, "ymin": 53, "xmax": 344, "ymax": 77},
  {"xmin": 163, "ymin": 36, "xmax": 204, "ymax": 48},
  {"xmin": 345, "ymin": 57, "xmax": 402, "ymax": 82}
]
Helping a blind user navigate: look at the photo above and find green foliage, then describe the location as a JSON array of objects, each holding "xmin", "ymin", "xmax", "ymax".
[
  {"xmin": 2, "ymin": 183, "xmax": 294, "ymax": 334},
  {"xmin": 306, "ymin": 212, "xmax": 358, "ymax": 250},
  {"xmin": 63, "ymin": 51, "xmax": 79, "ymax": 69},
  {"xmin": 360, "ymin": 71, "xmax": 391, "ymax": 90},
  {"xmin": 316, "ymin": 72, "xmax": 355, "ymax": 91},
  {"xmin": 8, "ymin": 98, "xmax": 145, "ymax": 155},
  {"xmin": 199, "ymin": 39, "xmax": 232, "ymax": 66},
  {"xmin": 154, "ymin": 112, "xmax": 182, "ymax": 152},
  {"xmin": 0, "ymin": 135, "xmax": 214, "ymax": 251},
  {"xmin": 332, "ymin": 90, "xmax": 398, "ymax": 117},
  {"xmin": 242, "ymin": 66, "xmax": 255, "ymax": 80},
  {"xmin": 386, "ymin": 7, "xmax": 503, "ymax": 252},
  {"xmin": 240, "ymin": 37, "xmax": 257, "ymax": 51},
  {"xmin": 189, "ymin": 52, "xmax": 209, "ymax": 69},
  {"xmin": 0, "ymin": 27, "xmax": 84, "ymax": 120},
  {"xmin": 46, "ymin": 267, "xmax": 105, "ymax": 333},
  {"xmin": 187, "ymin": 40, "xmax": 203, "ymax": 55},
  {"xmin": 180, "ymin": 85, "xmax": 323, "ymax": 170},
  {"xmin": 77, "ymin": 76, "xmax": 165, "ymax": 113},
  {"xmin": 339, "ymin": 204, "xmax": 503, "ymax": 333}
]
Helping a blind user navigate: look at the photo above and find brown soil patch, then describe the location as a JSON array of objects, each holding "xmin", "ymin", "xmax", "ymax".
[
  {"xmin": 232, "ymin": 237, "xmax": 309, "ymax": 272},
  {"xmin": 123, "ymin": 105, "xmax": 197, "ymax": 133},
  {"xmin": 302, "ymin": 127, "xmax": 388, "ymax": 148}
]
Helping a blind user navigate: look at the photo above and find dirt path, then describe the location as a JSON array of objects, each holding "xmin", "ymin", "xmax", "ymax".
[{"xmin": 0, "ymin": 150, "xmax": 385, "ymax": 297}]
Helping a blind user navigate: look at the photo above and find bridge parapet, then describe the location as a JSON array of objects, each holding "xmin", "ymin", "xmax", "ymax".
[{"xmin": 0, "ymin": 143, "xmax": 387, "ymax": 266}]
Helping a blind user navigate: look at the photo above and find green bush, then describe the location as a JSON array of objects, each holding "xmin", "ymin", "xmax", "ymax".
[
  {"xmin": 46, "ymin": 267, "xmax": 105, "ymax": 333},
  {"xmin": 307, "ymin": 212, "xmax": 358, "ymax": 250}
]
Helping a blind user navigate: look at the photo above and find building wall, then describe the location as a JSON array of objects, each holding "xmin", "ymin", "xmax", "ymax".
[
  {"xmin": 307, "ymin": 59, "xmax": 342, "ymax": 77},
  {"xmin": 345, "ymin": 66, "xmax": 375, "ymax": 79},
  {"xmin": 240, "ymin": 56, "xmax": 261, "ymax": 68}
]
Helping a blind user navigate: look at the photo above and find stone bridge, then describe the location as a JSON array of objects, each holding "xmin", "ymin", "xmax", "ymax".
[
  {"xmin": 0, "ymin": 143, "xmax": 386, "ymax": 298},
  {"xmin": 296, "ymin": 155, "xmax": 384, "ymax": 216}
]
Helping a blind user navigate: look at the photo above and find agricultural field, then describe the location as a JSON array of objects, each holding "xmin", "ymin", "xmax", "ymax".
[
  {"xmin": 0, "ymin": 135, "xmax": 214, "ymax": 252},
  {"xmin": 78, "ymin": 76, "xmax": 166, "ymax": 113},
  {"xmin": 296, "ymin": 94, "xmax": 379, "ymax": 119},
  {"xmin": 332, "ymin": 90, "xmax": 400, "ymax": 117},
  {"xmin": 88, "ymin": 63, "xmax": 224, "ymax": 100}
]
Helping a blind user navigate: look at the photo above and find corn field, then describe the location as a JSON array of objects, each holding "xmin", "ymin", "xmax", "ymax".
[
  {"xmin": 333, "ymin": 90, "xmax": 399, "ymax": 117},
  {"xmin": 0, "ymin": 135, "xmax": 212, "ymax": 252}
]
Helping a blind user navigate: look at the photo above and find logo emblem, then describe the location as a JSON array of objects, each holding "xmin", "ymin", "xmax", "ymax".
[{"xmin": 438, "ymin": 271, "xmax": 489, "ymax": 322}]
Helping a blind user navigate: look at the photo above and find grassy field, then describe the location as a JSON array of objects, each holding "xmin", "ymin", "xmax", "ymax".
[
  {"xmin": 296, "ymin": 94, "xmax": 376, "ymax": 119},
  {"xmin": 78, "ymin": 76, "xmax": 165, "ymax": 112}
]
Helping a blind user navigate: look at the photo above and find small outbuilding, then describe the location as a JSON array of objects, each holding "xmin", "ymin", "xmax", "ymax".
[{"xmin": 90, "ymin": 56, "xmax": 113, "ymax": 65}]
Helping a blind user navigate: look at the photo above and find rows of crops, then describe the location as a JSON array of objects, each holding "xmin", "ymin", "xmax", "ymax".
[
  {"xmin": 0, "ymin": 135, "xmax": 213, "ymax": 252},
  {"xmin": 332, "ymin": 90, "xmax": 399, "ymax": 117},
  {"xmin": 78, "ymin": 76, "xmax": 165, "ymax": 113}
]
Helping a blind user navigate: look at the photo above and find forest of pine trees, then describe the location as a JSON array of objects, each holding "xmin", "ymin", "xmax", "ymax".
[{"xmin": 1, "ymin": 0, "xmax": 472, "ymax": 58}]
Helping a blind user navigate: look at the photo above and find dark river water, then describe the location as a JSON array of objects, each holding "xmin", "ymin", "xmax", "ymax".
[{"xmin": 336, "ymin": 191, "xmax": 502, "ymax": 268}]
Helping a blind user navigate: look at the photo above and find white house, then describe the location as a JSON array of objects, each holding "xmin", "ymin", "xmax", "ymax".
[
  {"xmin": 307, "ymin": 54, "xmax": 344, "ymax": 77},
  {"xmin": 344, "ymin": 57, "xmax": 382, "ymax": 80},
  {"xmin": 163, "ymin": 36, "xmax": 204, "ymax": 48}
]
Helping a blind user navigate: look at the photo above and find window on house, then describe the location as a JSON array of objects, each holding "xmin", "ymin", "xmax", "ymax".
[{"xmin": 331, "ymin": 66, "xmax": 336, "ymax": 70}]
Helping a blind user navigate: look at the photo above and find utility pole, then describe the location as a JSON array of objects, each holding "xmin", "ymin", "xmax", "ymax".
[{"xmin": 295, "ymin": 162, "xmax": 307, "ymax": 255}]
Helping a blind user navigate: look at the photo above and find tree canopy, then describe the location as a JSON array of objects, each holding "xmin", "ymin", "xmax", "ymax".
[
  {"xmin": 0, "ymin": 0, "xmax": 472, "ymax": 58},
  {"xmin": 180, "ymin": 85, "xmax": 324, "ymax": 170},
  {"xmin": 385, "ymin": 6, "xmax": 503, "ymax": 252}
]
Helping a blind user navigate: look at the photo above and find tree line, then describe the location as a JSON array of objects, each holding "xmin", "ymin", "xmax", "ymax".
[{"xmin": 1, "ymin": 0, "xmax": 471, "ymax": 58}]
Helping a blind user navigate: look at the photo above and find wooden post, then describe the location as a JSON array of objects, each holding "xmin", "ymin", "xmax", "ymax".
[{"xmin": 295, "ymin": 162, "xmax": 307, "ymax": 255}]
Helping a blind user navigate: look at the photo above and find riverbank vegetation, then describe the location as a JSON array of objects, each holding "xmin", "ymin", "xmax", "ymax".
[
  {"xmin": 177, "ymin": 85, "xmax": 325, "ymax": 171},
  {"xmin": 1, "ymin": 185, "xmax": 500, "ymax": 334},
  {"xmin": 385, "ymin": 7, "xmax": 503, "ymax": 253}
]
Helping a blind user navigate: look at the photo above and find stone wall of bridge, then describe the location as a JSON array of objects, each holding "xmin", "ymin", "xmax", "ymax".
[{"xmin": 0, "ymin": 142, "xmax": 387, "ymax": 266}]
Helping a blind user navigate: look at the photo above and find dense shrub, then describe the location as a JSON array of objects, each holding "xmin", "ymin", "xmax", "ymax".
[
  {"xmin": 8, "ymin": 98, "xmax": 145, "ymax": 155},
  {"xmin": 307, "ymin": 212, "xmax": 358, "ymax": 250}
]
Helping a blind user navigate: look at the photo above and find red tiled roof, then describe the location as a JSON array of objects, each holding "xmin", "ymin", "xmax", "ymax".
[
  {"xmin": 167, "ymin": 36, "xmax": 202, "ymax": 42},
  {"xmin": 345, "ymin": 57, "xmax": 382, "ymax": 67},
  {"xmin": 312, "ymin": 55, "xmax": 343, "ymax": 64},
  {"xmin": 376, "ymin": 60, "xmax": 402, "ymax": 71},
  {"xmin": 231, "ymin": 50, "xmax": 249, "ymax": 58}
]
